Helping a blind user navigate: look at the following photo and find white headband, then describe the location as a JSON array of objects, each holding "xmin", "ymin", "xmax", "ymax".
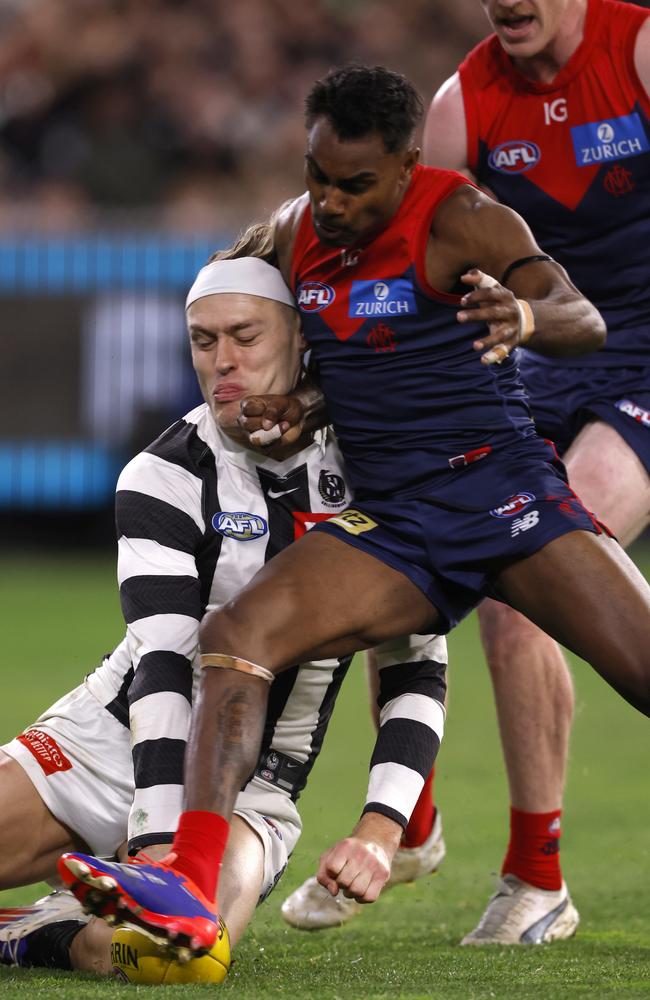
[{"xmin": 186, "ymin": 257, "xmax": 296, "ymax": 311}]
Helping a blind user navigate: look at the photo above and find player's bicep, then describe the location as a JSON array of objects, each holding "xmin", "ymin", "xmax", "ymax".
[
  {"xmin": 448, "ymin": 194, "xmax": 573, "ymax": 298},
  {"xmin": 423, "ymin": 74, "xmax": 472, "ymax": 176},
  {"xmin": 634, "ymin": 18, "xmax": 650, "ymax": 100}
]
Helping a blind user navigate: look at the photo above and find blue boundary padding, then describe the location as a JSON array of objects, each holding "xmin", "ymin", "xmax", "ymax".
[
  {"xmin": 0, "ymin": 236, "xmax": 227, "ymax": 292},
  {"xmin": 0, "ymin": 443, "xmax": 125, "ymax": 508}
]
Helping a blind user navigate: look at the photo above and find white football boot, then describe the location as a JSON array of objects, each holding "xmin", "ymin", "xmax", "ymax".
[
  {"xmin": 0, "ymin": 890, "xmax": 88, "ymax": 965},
  {"xmin": 461, "ymin": 874, "xmax": 580, "ymax": 945},
  {"xmin": 281, "ymin": 810, "xmax": 446, "ymax": 930}
]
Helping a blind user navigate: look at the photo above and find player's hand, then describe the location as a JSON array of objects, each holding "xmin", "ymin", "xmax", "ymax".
[
  {"xmin": 457, "ymin": 269, "xmax": 531, "ymax": 365},
  {"xmin": 316, "ymin": 814, "xmax": 402, "ymax": 904},
  {"xmin": 238, "ymin": 394, "xmax": 306, "ymax": 448}
]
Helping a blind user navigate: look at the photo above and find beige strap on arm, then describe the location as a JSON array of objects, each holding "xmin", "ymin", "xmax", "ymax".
[
  {"xmin": 200, "ymin": 653, "xmax": 275, "ymax": 685},
  {"xmin": 515, "ymin": 299, "xmax": 535, "ymax": 344}
]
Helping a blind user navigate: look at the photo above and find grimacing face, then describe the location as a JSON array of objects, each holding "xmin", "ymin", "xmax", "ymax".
[
  {"xmin": 480, "ymin": 0, "xmax": 573, "ymax": 59},
  {"xmin": 187, "ymin": 292, "xmax": 305, "ymax": 439},
  {"xmin": 305, "ymin": 116, "xmax": 419, "ymax": 248}
]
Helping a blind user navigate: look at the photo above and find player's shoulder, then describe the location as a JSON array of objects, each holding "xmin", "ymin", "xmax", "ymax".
[
  {"xmin": 117, "ymin": 404, "xmax": 214, "ymax": 492},
  {"xmin": 432, "ymin": 180, "xmax": 505, "ymax": 243},
  {"xmin": 417, "ymin": 165, "xmax": 480, "ymax": 215},
  {"xmin": 600, "ymin": 0, "xmax": 650, "ymax": 27},
  {"xmin": 458, "ymin": 32, "xmax": 504, "ymax": 87},
  {"xmin": 275, "ymin": 194, "xmax": 310, "ymax": 276}
]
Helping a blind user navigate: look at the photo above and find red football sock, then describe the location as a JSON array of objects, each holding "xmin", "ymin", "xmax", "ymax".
[
  {"xmin": 501, "ymin": 807, "xmax": 562, "ymax": 891},
  {"xmin": 171, "ymin": 810, "xmax": 230, "ymax": 903},
  {"xmin": 402, "ymin": 767, "xmax": 436, "ymax": 848}
]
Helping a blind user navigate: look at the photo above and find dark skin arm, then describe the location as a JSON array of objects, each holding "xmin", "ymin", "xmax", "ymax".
[
  {"xmin": 240, "ymin": 184, "xmax": 607, "ymax": 442},
  {"xmin": 429, "ymin": 185, "xmax": 606, "ymax": 362}
]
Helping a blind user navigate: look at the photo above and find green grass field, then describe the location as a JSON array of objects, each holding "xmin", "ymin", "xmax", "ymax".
[{"xmin": 0, "ymin": 548, "xmax": 649, "ymax": 998}]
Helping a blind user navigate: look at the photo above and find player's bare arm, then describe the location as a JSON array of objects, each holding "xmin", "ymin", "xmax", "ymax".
[
  {"xmin": 422, "ymin": 72, "xmax": 472, "ymax": 176},
  {"xmin": 429, "ymin": 185, "xmax": 606, "ymax": 363},
  {"xmin": 634, "ymin": 17, "xmax": 650, "ymax": 96}
]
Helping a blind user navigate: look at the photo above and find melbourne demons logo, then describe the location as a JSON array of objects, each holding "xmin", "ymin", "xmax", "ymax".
[
  {"xmin": 297, "ymin": 281, "xmax": 335, "ymax": 312},
  {"xmin": 489, "ymin": 493, "xmax": 536, "ymax": 518},
  {"xmin": 488, "ymin": 140, "xmax": 541, "ymax": 173}
]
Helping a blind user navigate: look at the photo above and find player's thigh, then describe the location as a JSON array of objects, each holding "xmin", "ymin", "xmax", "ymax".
[
  {"xmin": 0, "ymin": 750, "xmax": 83, "ymax": 886},
  {"xmin": 494, "ymin": 531, "xmax": 650, "ymax": 704},
  {"xmin": 213, "ymin": 531, "xmax": 440, "ymax": 665},
  {"xmin": 564, "ymin": 420, "xmax": 650, "ymax": 545}
]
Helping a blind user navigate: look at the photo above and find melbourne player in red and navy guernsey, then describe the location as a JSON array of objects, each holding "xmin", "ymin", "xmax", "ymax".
[
  {"xmin": 288, "ymin": 160, "xmax": 608, "ymax": 629},
  {"xmin": 458, "ymin": 0, "xmax": 650, "ymax": 461},
  {"xmin": 423, "ymin": 0, "xmax": 650, "ymax": 944}
]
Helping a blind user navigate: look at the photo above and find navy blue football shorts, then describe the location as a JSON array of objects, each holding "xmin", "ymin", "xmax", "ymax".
[
  {"xmin": 312, "ymin": 440, "xmax": 606, "ymax": 633},
  {"xmin": 520, "ymin": 360, "xmax": 650, "ymax": 474}
]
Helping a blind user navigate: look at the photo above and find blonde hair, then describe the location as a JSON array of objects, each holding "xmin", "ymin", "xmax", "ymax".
[{"xmin": 208, "ymin": 203, "xmax": 290, "ymax": 265}]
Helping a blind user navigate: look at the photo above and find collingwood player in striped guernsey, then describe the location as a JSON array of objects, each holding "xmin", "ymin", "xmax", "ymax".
[{"xmin": 0, "ymin": 235, "xmax": 447, "ymax": 974}]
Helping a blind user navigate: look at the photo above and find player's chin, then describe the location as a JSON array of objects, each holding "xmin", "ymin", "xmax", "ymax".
[
  {"xmin": 215, "ymin": 403, "xmax": 244, "ymax": 432},
  {"xmin": 313, "ymin": 222, "xmax": 353, "ymax": 247}
]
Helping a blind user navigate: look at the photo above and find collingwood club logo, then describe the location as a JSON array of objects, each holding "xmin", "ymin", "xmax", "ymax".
[{"xmin": 318, "ymin": 469, "xmax": 346, "ymax": 506}]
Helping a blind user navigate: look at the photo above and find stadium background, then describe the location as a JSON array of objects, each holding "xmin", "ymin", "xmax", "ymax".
[{"xmin": 0, "ymin": 1, "xmax": 649, "ymax": 997}]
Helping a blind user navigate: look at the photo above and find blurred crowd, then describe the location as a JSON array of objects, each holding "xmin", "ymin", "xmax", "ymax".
[{"xmin": 0, "ymin": 0, "xmax": 486, "ymax": 233}]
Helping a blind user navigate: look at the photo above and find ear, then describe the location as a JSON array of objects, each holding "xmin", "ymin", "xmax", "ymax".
[
  {"xmin": 400, "ymin": 146, "xmax": 420, "ymax": 183},
  {"xmin": 289, "ymin": 305, "xmax": 308, "ymax": 354}
]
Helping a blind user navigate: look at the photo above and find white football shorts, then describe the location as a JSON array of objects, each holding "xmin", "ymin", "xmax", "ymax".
[{"xmin": 2, "ymin": 681, "xmax": 300, "ymax": 900}]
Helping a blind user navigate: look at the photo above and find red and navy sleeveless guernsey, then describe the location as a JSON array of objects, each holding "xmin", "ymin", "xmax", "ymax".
[
  {"xmin": 459, "ymin": 0, "xmax": 650, "ymax": 369},
  {"xmin": 290, "ymin": 164, "xmax": 538, "ymax": 500}
]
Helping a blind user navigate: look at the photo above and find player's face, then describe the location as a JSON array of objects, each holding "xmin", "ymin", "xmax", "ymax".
[
  {"xmin": 188, "ymin": 293, "xmax": 305, "ymax": 438},
  {"xmin": 479, "ymin": 0, "xmax": 572, "ymax": 57},
  {"xmin": 305, "ymin": 117, "xmax": 419, "ymax": 247}
]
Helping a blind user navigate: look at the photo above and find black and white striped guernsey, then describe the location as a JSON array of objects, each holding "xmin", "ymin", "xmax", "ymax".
[{"xmin": 84, "ymin": 404, "xmax": 447, "ymax": 854}]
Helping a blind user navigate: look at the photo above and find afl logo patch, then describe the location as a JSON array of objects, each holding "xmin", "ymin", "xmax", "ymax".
[
  {"xmin": 490, "ymin": 493, "xmax": 536, "ymax": 518},
  {"xmin": 212, "ymin": 511, "xmax": 268, "ymax": 540},
  {"xmin": 488, "ymin": 140, "xmax": 541, "ymax": 173},
  {"xmin": 297, "ymin": 281, "xmax": 335, "ymax": 312}
]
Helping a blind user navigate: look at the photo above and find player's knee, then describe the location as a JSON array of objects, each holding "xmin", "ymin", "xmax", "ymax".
[
  {"xmin": 199, "ymin": 602, "xmax": 248, "ymax": 654},
  {"xmin": 69, "ymin": 917, "xmax": 113, "ymax": 975},
  {"xmin": 478, "ymin": 600, "xmax": 544, "ymax": 673},
  {"xmin": 199, "ymin": 601, "xmax": 281, "ymax": 671},
  {"xmin": 199, "ymin": 585, "xmax": 301, "ymax": 666}
]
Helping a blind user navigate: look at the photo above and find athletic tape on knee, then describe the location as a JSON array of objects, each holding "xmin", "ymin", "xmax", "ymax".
[{"xmin": 200, "ymin": 653, "xmax": 274, "ymax": 684}]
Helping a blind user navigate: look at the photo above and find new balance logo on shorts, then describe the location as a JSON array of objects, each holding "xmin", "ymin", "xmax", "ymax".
[{"xmin": 510, "ymin": 510, "xmax": 540, "ymax": 537}]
